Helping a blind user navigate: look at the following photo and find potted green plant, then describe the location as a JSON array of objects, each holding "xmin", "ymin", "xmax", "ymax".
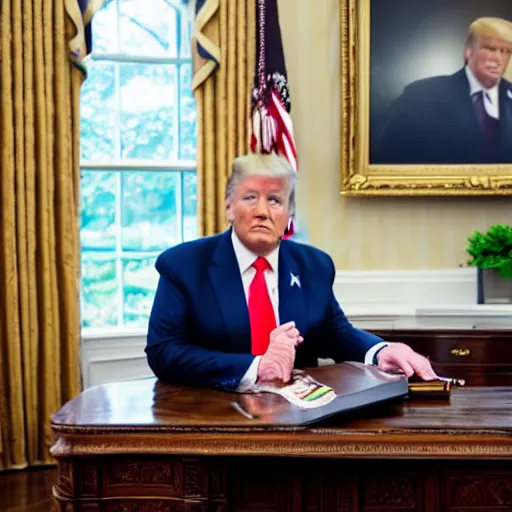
[{"xmin": 466, "ymin": 224, "xmax": 512, "ymax": 304}]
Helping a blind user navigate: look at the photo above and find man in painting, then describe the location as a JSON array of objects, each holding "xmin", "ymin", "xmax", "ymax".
[{"xmin": 374, "ymin": 17, "xmax": 512, "ymax": 165}]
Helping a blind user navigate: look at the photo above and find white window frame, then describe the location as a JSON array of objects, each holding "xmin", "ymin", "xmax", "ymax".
[{"xmin": 80, "ymin": 1, "xmax": 196, "ymax": 344}]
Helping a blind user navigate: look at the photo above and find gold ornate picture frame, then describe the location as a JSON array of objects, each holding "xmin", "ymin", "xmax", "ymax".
[{"xmin": 340, "ymin": 0, "xmax": 512, "ymax": 196}]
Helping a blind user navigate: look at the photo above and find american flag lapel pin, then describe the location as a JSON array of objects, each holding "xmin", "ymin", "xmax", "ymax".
[{"xmin": 290, "ymin": 272, "xmax": 301, "ymax": 288}]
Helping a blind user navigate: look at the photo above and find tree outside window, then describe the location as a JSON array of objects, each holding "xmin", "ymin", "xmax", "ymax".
[{"xmin": 80, "ymin": 0, "xmax": 196, "ymax": 330}]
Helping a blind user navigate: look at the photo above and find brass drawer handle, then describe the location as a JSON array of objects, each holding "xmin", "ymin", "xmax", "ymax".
[{"xmin": 450, "ymin": 348, "xmax": 471, "ymax": 357}]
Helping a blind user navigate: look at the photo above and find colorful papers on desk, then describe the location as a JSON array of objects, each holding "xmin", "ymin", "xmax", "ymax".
[{"xmin": 251, "ymin": 372, "xmax": 337, "ymax": 409}]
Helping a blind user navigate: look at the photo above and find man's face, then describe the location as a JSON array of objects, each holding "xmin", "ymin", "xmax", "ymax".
[
  {"xmin": 226, "ymin": 175, "xmax": 291, "ymax": 256},
  {"xmin": 466, "ymin": 36, "xmax": 512, "ymax": 88}
]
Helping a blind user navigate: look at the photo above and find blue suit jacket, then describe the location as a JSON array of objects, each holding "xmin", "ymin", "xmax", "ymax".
[{"xmin": 145, "ymin": 229, "xmax": 384, "ymax": 389}]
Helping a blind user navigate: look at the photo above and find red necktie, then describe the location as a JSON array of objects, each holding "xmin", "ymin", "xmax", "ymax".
[
  {"xmin": 473, "ymin": 91, "xmax": 500, "ymax": 148},
  {"xmin": 248, "ymin": 256, "xmax": 277, "ymax": 355}
]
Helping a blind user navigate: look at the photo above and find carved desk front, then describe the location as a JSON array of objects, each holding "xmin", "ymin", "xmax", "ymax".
[{"xmin": 50, "ymin": 378, "xmax": 512, "ymax": 512}]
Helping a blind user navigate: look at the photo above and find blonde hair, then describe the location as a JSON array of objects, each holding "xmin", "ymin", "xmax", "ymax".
[
  {"xmin": 225, "ymin": 153, "xmax": 297, "ymax": 215},
  {"xmin": 465, "ymin": 17, "xmax": 512, "ymax": 47}
]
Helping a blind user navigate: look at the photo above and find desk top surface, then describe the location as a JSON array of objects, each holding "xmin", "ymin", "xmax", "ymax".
[
  {"xmin": 51, "ymin": 377, "xmax": 512, "ymax": 432},
  {"xmin": 50, "ymin": 369, "xmax": 512, "ymax": 459}
]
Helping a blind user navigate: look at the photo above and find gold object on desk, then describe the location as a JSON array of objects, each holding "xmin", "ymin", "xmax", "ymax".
[
  {"xmin": 408, "ymin": 377, "xmax": 465, "ymax": 399},
  {"xmin": 450, "ymin": 348, "xmax": 471, "ymax": 357}
]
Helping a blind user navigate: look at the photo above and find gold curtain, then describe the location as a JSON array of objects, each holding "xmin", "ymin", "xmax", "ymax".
[
  {"xmin": 0, "ymin": 0, "xmax": 89, "ymax": 470},
  {"xmin": 192, "ymin": 0, "xmax": 256, "ymax": 236}
]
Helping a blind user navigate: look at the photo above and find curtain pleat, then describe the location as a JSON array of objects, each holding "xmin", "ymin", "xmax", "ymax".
[
  {"xmin": 193, "ymin": 0, "xmax": 256, "ymax": 236},
  {"xmin": 0, "ymin": 0, "xmax": 83, "ymax": 470}
]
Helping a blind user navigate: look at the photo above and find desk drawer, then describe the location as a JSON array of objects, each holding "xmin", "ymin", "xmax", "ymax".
[
  {"xmin": 376, "ymin": 333, "xmax": 512, "ymax": 365},
  {"xmin": 424, "ymin": 337, "xmax": 510, "ymax": 364}
]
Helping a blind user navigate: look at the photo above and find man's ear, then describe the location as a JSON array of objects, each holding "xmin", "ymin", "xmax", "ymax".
[
  {"xmin": 464, "ymin": 45, "xmax": 473, "ymax": 62},
  {"xmin": 225, "ymin": 199, "xmax": 234, "ymax": 223}
]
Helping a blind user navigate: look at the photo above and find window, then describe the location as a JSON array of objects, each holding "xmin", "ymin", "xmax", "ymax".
[{"xmin": 80, "ymin": 0, "xmax": 196, "ymax": 331}]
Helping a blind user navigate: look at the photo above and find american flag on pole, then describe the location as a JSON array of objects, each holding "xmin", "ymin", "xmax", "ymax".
[{"xmin": 250, "ymin": 0, "xmax": 298, "ymax": 237}]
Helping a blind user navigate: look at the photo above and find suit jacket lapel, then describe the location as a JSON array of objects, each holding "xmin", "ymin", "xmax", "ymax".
[
  {"xmin": 499, "ymin": 81, "xmax": 512, "ymax": 148},
  {"xmin": 453, "ymin": 69, "xmax": 482, "ymax": 142},
  {"xmin": 208, "ymin": 230, "xmax": 252, "ymax": 353},
  {"xmin": 278, "ymin": 242, "xmax": 307, "ymax": 337}
]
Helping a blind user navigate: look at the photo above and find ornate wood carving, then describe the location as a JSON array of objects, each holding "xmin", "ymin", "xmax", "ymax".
[
  {"xmin": 51, "ymin": 456, "xmax": 512, "ymax": 512},
  {"xmin": 57, "ymin": 460, "xmax": 73, "ymax": 497},
  {"xmin": 107, "ymin": 460, "xmax": 181, "ymax": 491},
  {"xmin": 105, "ymin": 502, "xmax": 181, "ymax": 512},
  {"xmin": 183, "ymin": 458, "xmax": 202, "ymax": 497},
  {"xmin": 80, "ymin": 462, "xmax": 98, "ymax": 495},
  {"xmin": 363, "ymin": 475, "xmax": 416, "ymax": 509},
  {"xmin": 446, "ymin": 475, "xmax": 512, "ymax": 508},
  {"xmin": 50, "ymin": 434, "xmax": 512, "ymax": 459}
]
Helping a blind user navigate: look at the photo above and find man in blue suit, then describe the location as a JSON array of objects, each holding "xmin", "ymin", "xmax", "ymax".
[
  {"xmin": 146, "ymin": 153, "xmax": 436, "ymax": 390},
  {"xmin": 373, "ymin": 17, "xmax": 512, "ymax": 164}
]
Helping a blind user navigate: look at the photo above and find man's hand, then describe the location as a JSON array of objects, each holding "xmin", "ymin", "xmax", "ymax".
[
  {"xmin": 257, "ymin": 321, "xmax": 303, "ymax": 383},
  {"xmin": 376, "ymin": 342, "xmax": 438, "ymax": 381}
]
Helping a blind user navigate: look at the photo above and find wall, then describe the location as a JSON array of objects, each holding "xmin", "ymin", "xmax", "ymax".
[{"xmin": 278, "ymin": 0, "xmax": 512, "ymax": 271}]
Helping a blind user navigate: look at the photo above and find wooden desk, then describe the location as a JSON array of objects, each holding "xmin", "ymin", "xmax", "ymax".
[
  {"xmin": 369, "ymin": 315, "xmax": 512, "ymax": 386},
  {"xmin": 50, "ymin": 377, "xmax": 512, "ymax": 512}
]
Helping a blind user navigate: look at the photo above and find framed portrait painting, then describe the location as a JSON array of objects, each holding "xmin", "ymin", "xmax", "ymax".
[{"xmin": 340, "ymin": 0, "xmax": 512, "ymax": 195}]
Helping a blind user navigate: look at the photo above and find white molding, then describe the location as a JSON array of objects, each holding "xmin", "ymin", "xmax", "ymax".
[
  {"xmin": 334, "ymin": 268, "xmax": 477, "ymax": 318},
  {"xmin": 80, "ymin": 268, "xmax": 480, "ymax": 388},
  {"xmin": 416, "ymin": 304, "xmax": 512, "ymax": 316},
  {"xmin": 81, "ymin": 334, "xmax": 150, "ymax": 389},
  {"xmin": 82, "ymin": 327, "xmax": 147, "ymax": 340}
]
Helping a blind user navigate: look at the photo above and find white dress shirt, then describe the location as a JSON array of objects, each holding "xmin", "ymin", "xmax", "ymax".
[
  {"xmin": 231, "ymin": 230, "xmax": 386, "ymax": 391},
  {"xmin": 465, "ymin": 65, "xmax": 500, "ymax": 120}
]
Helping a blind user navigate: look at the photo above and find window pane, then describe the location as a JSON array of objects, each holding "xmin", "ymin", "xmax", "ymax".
[
  {"xmin": 123, "ymin": 257, "xmax": 159, "ymax": 327},
  {"xmin": 180, "ymin": 8, "xmax": 191, "ymax": 58},
  {"xmin": 120, "ymin": 63, "xmax": 178, "ymax": 160},
  {"xmin": 80, "ymin": 61, "xmax": 116, "ymax": 161},
  {"xmin": 180, "ymin": 64, "xmax": 197, "ymax": 160},
  {"xmin": 183, "ymin": 171, "xmax": 197, "ymax": 242},
  {"xmin": 80, "ymin": 0, "xmax": 197, "ymax": 332},
  {"xmin": 121, "ymin": 171, "xmax": 181, "ymax": 251},
  {"xmin": 119, "ymin": 0, "xmax": 178, "ymax": 57},
  {"xmin": 81, "ymin": 257, "xmax": 118, "ymax": 328},
  {"xmin": 91, "ymin": 0, "xmax": 119, "ymax": 54},
  {"xmin": 81, "ymin": 171, "xmax": 117, "ymax": 251}
]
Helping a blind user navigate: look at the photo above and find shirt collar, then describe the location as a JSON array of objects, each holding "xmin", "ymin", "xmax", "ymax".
[
  {"xmin": 465, "ymin": 65, "xmax": 499, "ymax": 101},
  {"xmin": 231, "ymin": 229, "xmax": 279, "ymax": 274}
]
